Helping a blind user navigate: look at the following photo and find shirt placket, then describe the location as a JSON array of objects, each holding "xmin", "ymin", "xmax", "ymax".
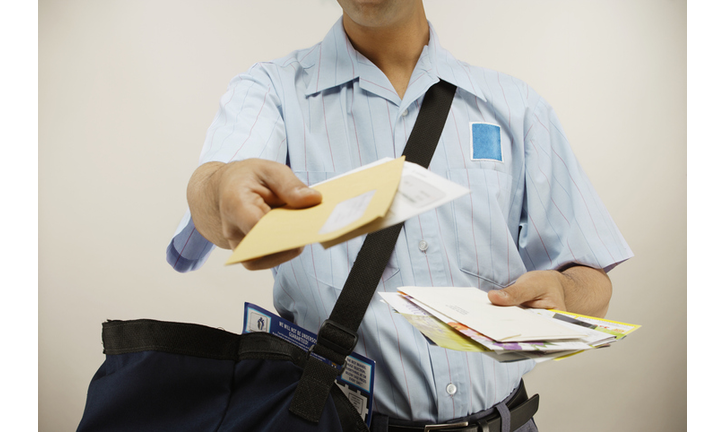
[
  {"xmin": 430, "ymin": 348, "xmax": 470, "ymax": 421},
  {"xmin": 396, "ymin": 96, "xmax": 451, "ymax": 287},
  {"xmin": 392, "ymin": 100, "xmax": 411, "ymax": 158},
  {"xmin": 413, "ymin": 211, "xmax": 450, "ymax": 287}
]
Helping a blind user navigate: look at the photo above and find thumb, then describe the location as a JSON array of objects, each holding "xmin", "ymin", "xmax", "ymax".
[
  {"xmin": 488, "ymin": 287, "xmax": 523, "ymax": 307},
  {"xmin": 286, "ymin": 184, "xmax": 323, "ymax": 209},
  {"xmin": 258, "ymin": 162, "xmax": 322, "ymax": 209}
]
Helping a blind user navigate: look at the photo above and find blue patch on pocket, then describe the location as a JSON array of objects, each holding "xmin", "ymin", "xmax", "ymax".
[{"xmin": 470, "ymin": 122, "xmax": 502, "ymax": 161}]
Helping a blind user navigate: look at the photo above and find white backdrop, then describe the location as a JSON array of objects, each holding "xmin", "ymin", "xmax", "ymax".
[{"xmin": 39, "ymin": 1, "xmax": 686, "ymax": 431}]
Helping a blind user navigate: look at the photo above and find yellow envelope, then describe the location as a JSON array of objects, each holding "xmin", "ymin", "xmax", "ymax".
[{"xmin": 226, "ymin": 156, "xmax": 405, "ymax": 264}]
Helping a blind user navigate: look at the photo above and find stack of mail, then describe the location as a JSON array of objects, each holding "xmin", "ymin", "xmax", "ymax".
[{"xmin": 380, "ymin": 287, "xmax": 640, "ymax": 363}]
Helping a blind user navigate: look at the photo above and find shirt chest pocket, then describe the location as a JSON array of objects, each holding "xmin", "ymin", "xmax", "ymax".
[
  {"xmin": 293, "ymin": 171, "xmax": 400, "ymax": 291},
  {"xmin": 447, "ymin": 168, "xmax": 526, "ymax": 288}
]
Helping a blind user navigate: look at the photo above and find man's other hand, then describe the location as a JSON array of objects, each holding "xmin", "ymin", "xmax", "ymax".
[
  {"xmin": 487, "ymin": 266, "xmax": 612, "ymax": 318},
  {"xmin": 187, "ymin": 158, "xmax": 322, "ymax": 270},
  {"xmin": 487, "ymin": 270, "xmax": 567, "ymax": 311}
]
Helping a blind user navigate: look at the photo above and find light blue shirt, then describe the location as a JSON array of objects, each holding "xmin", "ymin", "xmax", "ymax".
[{"xmin": 167, "ymin": 18, "xmax": 632, "ymax": 422}]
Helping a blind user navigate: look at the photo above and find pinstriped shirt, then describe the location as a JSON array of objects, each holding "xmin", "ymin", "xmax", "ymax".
[{"xmin": 167, "ymin": 18, "xmax": 632, "ymax": 422}]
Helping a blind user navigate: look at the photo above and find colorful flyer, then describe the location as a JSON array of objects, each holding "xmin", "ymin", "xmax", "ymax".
[
  {"xmin": 242, "ymin": 303, "xmax": 375, "ymax": 427},
  {"xmin": 544, "ymin": 309, "xmax": 641, "ymax": 340}
]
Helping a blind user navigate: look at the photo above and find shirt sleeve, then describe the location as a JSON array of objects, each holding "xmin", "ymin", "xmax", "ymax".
[
  {"xmin": 518, "ymin": 96, "xmax": 633, "ymax": 273},
  {"xmin": 167, "ymin": 64, "xmax": 288, "ymax": 272}
]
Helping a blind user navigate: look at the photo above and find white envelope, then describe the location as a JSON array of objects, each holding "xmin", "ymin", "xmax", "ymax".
[
  {"xmin": 398, "ymin": 287, "xmax": 585, "ymax": 342},
  {"xmin": 321, "ymin": 160, "xmax": 469, "ymax": 248}
]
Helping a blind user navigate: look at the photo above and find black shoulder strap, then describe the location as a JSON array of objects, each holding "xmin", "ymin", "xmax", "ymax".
[{"xmin": 290, "ymin": 80, "xmax": 458, "ymax": 425}]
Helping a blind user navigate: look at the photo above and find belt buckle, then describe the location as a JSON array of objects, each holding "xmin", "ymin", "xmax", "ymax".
[{"xmin": 423, "ymin": 421, "xmax": 469, "ymax": 432}]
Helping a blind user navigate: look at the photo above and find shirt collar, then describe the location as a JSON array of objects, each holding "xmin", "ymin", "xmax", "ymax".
[
  {"xmin": 303, "ymin": 18, "xmax": 360, "ymax": 96},
  {"xmin": 424, "ymin": 24, "xmax": 488, "ymax": 103},
  {"xmin": 304, "ymin": 18, "xmax": 487, "ymax": 104}
]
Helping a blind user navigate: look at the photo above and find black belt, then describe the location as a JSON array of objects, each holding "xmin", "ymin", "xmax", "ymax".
[{"xmin": 384, "ymin": 381, "xmax": 539, "ymax": 432}]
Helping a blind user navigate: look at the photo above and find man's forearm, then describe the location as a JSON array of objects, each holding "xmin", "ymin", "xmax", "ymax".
[{"xmin": 557, "ymin": 265, "xmax": 612, "ymax": 318}]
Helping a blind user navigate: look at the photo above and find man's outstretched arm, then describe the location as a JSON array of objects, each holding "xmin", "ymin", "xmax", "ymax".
[{"xmin": 187, "ymin": 158, "xmax": 322, "ymax": 270}]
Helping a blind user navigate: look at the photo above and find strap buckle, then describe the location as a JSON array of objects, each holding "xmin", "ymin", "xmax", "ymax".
[
  {"xmin": 306, "ymin": 343, "xmax": 348, "ymax": 374},
  {"xmin": 423, "ymin": 421, "xmax": 469, "ymax": 431},
  {"xmin": 315, "ymin": 319, "xmax": 358, "ymax": 360},
  {"xmin": 289, "ymin": 321, "xmax": 359, "ymax": 423}
]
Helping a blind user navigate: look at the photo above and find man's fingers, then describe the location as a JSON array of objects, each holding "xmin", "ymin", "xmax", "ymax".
[
  {"xmin": 220, "ymin": 192, "xmax": 268, "ymax": 246},
  {"xmin": 213, "ymin": 159, "xmax": 321, "ymax": 268}
]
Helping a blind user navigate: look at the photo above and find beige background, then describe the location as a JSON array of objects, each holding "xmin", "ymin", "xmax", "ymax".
[{"xmin": 39, "ymin": 0, "xmax": 686, "ymax": 431}]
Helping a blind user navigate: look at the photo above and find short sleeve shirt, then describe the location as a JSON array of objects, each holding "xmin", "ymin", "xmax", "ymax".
[{"xmin": 167, "ymin": 18, "xmax": 632, "ymax": 422}]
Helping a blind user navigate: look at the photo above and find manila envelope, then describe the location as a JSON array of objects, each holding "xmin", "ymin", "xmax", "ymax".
[{"xmin": 226, "ymin": 157, "xmax": 405, "ymax": 264}]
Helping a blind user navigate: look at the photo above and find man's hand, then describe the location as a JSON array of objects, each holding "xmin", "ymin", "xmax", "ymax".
[
  {"xmin": 488, "ymin": 266, "xmax": 612, "ymax": 318},
  {"xmin": 187, "ymin": 158, "xmax": 322, "ymax": 270}
]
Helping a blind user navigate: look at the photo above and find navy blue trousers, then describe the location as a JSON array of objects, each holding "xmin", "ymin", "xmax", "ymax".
[{"xmin": 76, "ymin": 320, "xmax": 367, "ymax": 432}]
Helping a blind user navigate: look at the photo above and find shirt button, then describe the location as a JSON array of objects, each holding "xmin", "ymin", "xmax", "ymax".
[
  {"xmin": 418, "ymin": 240, "xmax": 428, "ymax": 252},
  {"xmin": 446, "ymin": 383, "xmax": 457, "ymax": 395},
  {"xmin": 401, "ymin": 108, "xmax": 409, "ymax": 116}
]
